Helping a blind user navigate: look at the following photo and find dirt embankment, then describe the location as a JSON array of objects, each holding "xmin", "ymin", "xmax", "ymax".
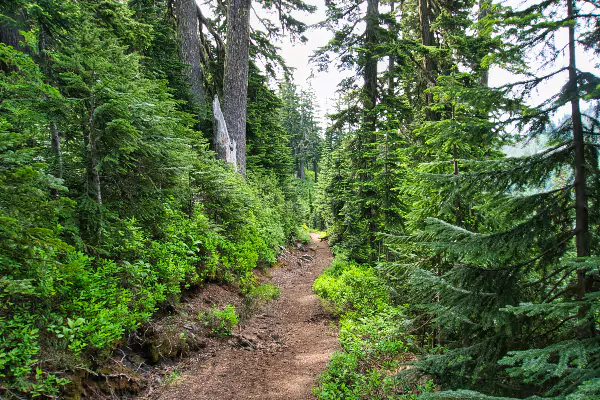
[{"xmin": 140, "ymin": 232, "xmax": 337, "ymax": 400}]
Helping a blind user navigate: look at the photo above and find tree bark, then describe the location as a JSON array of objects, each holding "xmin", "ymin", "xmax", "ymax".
[
  {"xmin": 0, "ymin": 8, "xmax": 25, "ymax": 72},
  {"xmin": 567, "ymin": 0, "xmax": 591, "ymax": 329},
  {"xmin": 478, "ymin": 0, "xmax": 490, "ymax": 86},
  {"xmin": 87, "ymin": 106, "xmax": 102, "ymax": 207},
  {"xmin": 568, "ymin": 0, "xmax": 589, "ymax": 261},
  {"xmin": 388, "ymin": 1, "xmax": 395, "ymax": 96},
  {"xmin": 419, "ymin": 0, "xmax": 435, "ymax": 113},
  {"xmin": 419, "ymin": 0, "xmax": 433, "ymax": 71},
  {"xmin": 212, "ymin": 95, "xmax": 237, "ymax": 170},
  {"xmin": 223, "ymin": 0, "xmax": 251, "ymax": 178},
  {"xmin": 364, "ymin": 0, "xmax": 379, "ymax": 258},
  {"xmin": 299, "ymin": 158, "xmax": 306, "ymax": 179},
  {"xmin": 0, "ymin": 9, "xmax": 23, "ymax": 49},
  {"xmin": 174, "ymin": 0, "xmax": 205, "ymax": 106},
  {"xmin": 364, "ymin": 0, "xmax": 379, "ymax": 128},
  {"xmin": 51, "ymin": 123, "xmax": 63, "ymax": 178}
]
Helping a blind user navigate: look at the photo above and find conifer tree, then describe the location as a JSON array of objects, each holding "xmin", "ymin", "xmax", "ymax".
[{"xmin": 383, "ymin": 1, "xmax": 600, "ymax": 397}]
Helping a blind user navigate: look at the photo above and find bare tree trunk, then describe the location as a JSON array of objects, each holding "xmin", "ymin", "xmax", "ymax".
[
  {"xmin": 568, "ymin": 0, "xmax": 589, "ymax": 261},
  {"xmin": 388, "ymin": 1, "xmax": 395, "ymax": 96},
  {"xmin": 51, "ymin": 123, "xmax": 63, "ymax": 179},
  {"xmin": 174, "ymin": 0, "xmax": 205, "ymax": 106},
  {"xmin": 478, "ymin": 0, "xmax": 490, "ymax": 86},
  {"xmin": 88, "ymin": 108, "xmax": 102, "ymax": 207},
  {"xmin": 313, "ymin": 159, "xmax": 318, "ymax": 182},
  {"xmin": 299, "ymin": 158, "xmax": 306, "ymax": 179},
  {"xmin": 81, "ymin": 101, "xmax": 102, "ymax": 242},
  {"xmin": 0, "ymin": 8, "xmax": 25, "ymax": 72},
  {"xmin": 223, "ymin": 0, "xmax": 251, "ymax": 178},
  {"xmin": 453, "ymin": 143, "xmax": 463, "ymax": 226},
  {"xmin": 419, "ymin": 0, "xmax": 433, "ymax": 71},
  {"xmin": 364, "ymin": 0, "xmax": 378, "ymax": 127},
  {"xmin": 567, "ymin": 0, "xmax": 591, "ymax": 335},
  {"xmin": 0, "ymin": 10, "xmax": 23, "ymax": 49},
  {"xmin": 49, "ymin": 123, "xmax": 63, "ymax": 199},
  {"xmin": 419, "ymin": 0, "xmax": 435, "ymax": 115},
  {"xmin": 212, "ymin": 95, "xmax": 237, "ymax": 170},
  {"xmin": 364, "ymin": 0, "xmax": 379, "ymax": 258}
]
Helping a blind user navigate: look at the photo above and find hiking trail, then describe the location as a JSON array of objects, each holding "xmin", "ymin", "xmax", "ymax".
[{"xmin": 149, "ymin": 232, "xmax": 337, "ymax": 400}]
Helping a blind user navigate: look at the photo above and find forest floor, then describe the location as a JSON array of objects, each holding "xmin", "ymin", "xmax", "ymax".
[{"xmin": 142, "ymin": 232, "xmax": 337, "ymax": 400}]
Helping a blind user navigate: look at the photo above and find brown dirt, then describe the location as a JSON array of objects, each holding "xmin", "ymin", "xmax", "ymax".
[{"xmin": 143, "ymin": 232, "xmax": 337, "ymax": 400}]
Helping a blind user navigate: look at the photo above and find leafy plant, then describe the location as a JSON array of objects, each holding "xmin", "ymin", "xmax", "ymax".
[
  {"xmin": 200, "ymin": 305, "xmax": 239, "ymax": 337},
  {"xmin": 313, "ymin": 257, "xmax": 415, "ymax": 398},
  {"xmin": 248, "ymin": 284, "xmax": 281, "ymax": 302}
]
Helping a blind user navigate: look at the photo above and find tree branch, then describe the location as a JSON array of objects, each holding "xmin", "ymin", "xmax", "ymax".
[{"xmin": 196, "ymin": 4, "xmax": 224, "ymax": 52}]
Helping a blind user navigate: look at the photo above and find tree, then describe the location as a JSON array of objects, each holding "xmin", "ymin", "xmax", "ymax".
[
  {"xmin": 222, "ymin": 0, "xmax": 252, "ymax": 177},
  {"xmin": 174, "ymin": 0, "xmax": 205, "ymax": 107},
  {"xmin": 383, "ymin": 0, "xmax": 600, "ymax": 397}
]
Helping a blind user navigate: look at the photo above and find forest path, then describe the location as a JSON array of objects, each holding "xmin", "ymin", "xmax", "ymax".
[{"xmin": 153, "ymin": 232, "xmax": 337, "ymax": 400}]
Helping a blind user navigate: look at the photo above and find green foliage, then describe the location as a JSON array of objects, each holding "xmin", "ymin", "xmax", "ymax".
[
  {"xmin": 314, "ymin": 257, "xmax": 390, "ymax": 315},
  {"xmin": 315, "ymin": 0, "xmax": 600, "ymax": 398},
  {"xmin": 248, "ymin": 283, "xmax": 281, "ymax": 302},
  {"xmin": 313, "ymin": 257, "xmax": 416, "ymax": 398},
  {"xmin": 295, "ymin": 225, "xmax": 312, "ymax": 244},
  {"xmin": 278, "ymin": 81, "xmax": 323, "ymax": 181},
  {"xmin": 200, "ymin": 305, "xmax": 239, "ymax": 337},
  {"xmin": 0, "ymin": 0, "xmax": 316, "ymax": 396}
]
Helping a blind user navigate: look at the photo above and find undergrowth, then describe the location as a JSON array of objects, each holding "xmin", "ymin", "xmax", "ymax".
[
  {"xmin": 200, "ymin": 305, "xmax": 239, "ymax": 337},
  {"xmin": 0, "ymin": 164, "xmax": 309, "ymax": 398},
  {"xmin": 313, "ymin": 256, "xmax": 434, "ymax": 399}
]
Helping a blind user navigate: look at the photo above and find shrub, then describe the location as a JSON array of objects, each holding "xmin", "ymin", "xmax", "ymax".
[
  {"xmin": 313, "ymin": 257, "xmax": 415, "ymax": 399},
  {"xmin": 295, "ymin": 225, "xmax": 312, "ymax": 244},
  {"xmin": 200, "ymin": 305, "xmax": 239, "ymax": 337},
  {"xmin": 313, "ymin": 259, "xmax": 389, "ymax": 315},
  {"xmin": 248, "ymin": 283, "xmax": 280, "ymax": 301}
]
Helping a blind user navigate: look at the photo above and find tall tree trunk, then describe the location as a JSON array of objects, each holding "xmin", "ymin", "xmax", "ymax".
[
  {"xmin": 419, "ymin": 0, "xmax": 435, "ymax": 115},
  {"xmin": 568, "ymin": 0, "xmax": 589, "ymax": 261},
  {"xmin": 82, "ymin": 100, "xmax": 102, "ymax": 241},
  {"xmin": 87, "ymin": 107, "xmax": 102, "ymax": 207},
  {"xmin": 174, "ymin": 0, "xmax": 205, "ymax": 106},
  {"xmin": 364, "ymin": 0, "xmax": 378, "ymax": 128},
  {"xmin": 567, "ymin": 0, "xmax": 591, "ymax": 333},
  {"xmin": 313, "ymin": 159, "xmax": 318, "ymax": 182},
  {"xmin": 0, "ymin": 8, "xmax": 23, "ymax": 49},
  {"xmin": 51, "ymin": 123, "xmax": 63, "ymax": 179},
  {"xmin": 388, "ymin": 1, "xmax": 395, "ymax": 96},
  {"xmin": 364, "ymin": 0, "xmax": 379, "ymax": 258},
  {"xmin": 223, "ymin": 0, "xmax": 251, "ymax": 178},
  {"xmin": 419, "ymin": 0, "xmax": 433, "ymax": 72},
  {"xmin": 49, "ymin": 123, "xmax": 63, "ymax": 200},
  {"xmin": 478, "ymin": 0, "xmax": 490, "ymax": 86},
  {"xmin": 299, "ymin": 158, "xmax": 306, "ymax": 179},
  {"xmin": 453, "ymin": 143, "xmax": 463, "ymax": 226},
  {"xmin": 0, "ymin": 7, "xmax": 25, "ymax": 72}
]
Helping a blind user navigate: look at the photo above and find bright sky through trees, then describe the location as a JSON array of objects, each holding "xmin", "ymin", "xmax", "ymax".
[{"xmin": 272, "ymin": 0, "xmax": 600, "ymax": 126}]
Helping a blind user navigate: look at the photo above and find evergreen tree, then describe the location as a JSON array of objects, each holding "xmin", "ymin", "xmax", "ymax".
[{"xmin": 383, "ymin": 1, "xmax": 600, "ymax": 398}]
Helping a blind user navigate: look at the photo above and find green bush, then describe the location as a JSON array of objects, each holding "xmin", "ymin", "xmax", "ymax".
[
  {"xmin": 248, "ymin": 283, "xmax": 281, "ymax": 301},
  {"xmin": 200, "ymin": 305, "xmax": 239, "ymax": 337},
  {"xmin": 0, "ymin": 28, "xmax": 315, "ymax": 397},
  {"xmin": 313, "ymin": 257, "xmax": 415, "ymax": 399},
  {"xmin": 313, "ymin": 259, "xmax": 390, "ymax": 315},
  {"xmin": 295, "ymin": 225, "xmax": 312, "ymax": 244}
]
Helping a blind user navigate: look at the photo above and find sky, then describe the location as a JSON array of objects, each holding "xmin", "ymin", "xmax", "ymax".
[
  {"xmin": 251, "ymin": 0, "xmax": 599, "ymax": 130},
  {"xmin": 262, "ymin": 0, "xmax": 341, "ymax": 125}
]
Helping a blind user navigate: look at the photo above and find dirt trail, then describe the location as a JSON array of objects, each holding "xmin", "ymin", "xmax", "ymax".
[{"xmin": 152, "ymin": 233, "xmax": 337, "ymax": 400}]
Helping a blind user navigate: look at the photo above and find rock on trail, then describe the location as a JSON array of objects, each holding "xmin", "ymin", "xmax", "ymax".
[{"xmin": 151, "ymin": 232, "xmax": 337, "ymax": 400}]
